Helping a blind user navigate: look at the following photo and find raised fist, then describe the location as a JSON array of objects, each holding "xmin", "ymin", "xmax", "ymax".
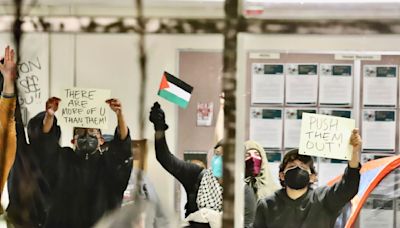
[
  {"xmin": 149, "ymin": 102, "xmax": 169, "ymax": 131},
  {"xmin": 106, "ymin": 98, "xmax": 122, "ymax": 115},
  {"xmin": 45, "ymin": 97, "xmax": 61, "ymax": 116}
]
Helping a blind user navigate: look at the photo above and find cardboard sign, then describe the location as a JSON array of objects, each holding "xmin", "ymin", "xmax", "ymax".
[
  {"xmin": 299, "ymin": 113, "xmax": 355, "ymax": 160},
  {"xmin": 58, "ymin": 88, "xmax": 110, "ymax": 129}
]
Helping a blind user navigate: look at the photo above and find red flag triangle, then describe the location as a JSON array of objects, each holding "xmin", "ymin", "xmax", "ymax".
[{"xmin": 159, "ymin": 73, "xmax": 169, "ymax": 90}]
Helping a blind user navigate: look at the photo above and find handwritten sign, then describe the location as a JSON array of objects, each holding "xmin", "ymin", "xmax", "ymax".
[
  {"xmin": 17, "ymin": 57, "xmax": 43, "ymax": 106},
  {"xmin": 58, "ymin": 88, "xmax": 110, "ymax": 129},
  {"xmin": 299, "ymin": 113, "xmax": 355, "ymax": 160}
]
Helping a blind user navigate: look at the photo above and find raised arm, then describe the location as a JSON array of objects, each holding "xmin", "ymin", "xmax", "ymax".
[
  {"xmin": 150, "ymin": 102, "xmax": 203, "ymax": 189},
  {"xmin": 0, "ymin": 45, "xmax": 17, "ymax": 125},
  {"xmin": 0, "ymin": 46, "xmax": 17, "ymax": 207},
  {"xmin": 322, "ymin": 129, "xmax": 362, "ymax": 212},
  {"xmin": 27, "ymin": 97, "xmax": 63, "ymax": 170},
  {"xmin": 42, "ymin": 97, "xmax": 61, "ymax": 134},
  {"xmin": 106, "ymin": 98, "xmax": 128, "ymax": 140},
  {"xmin": 104, "ymin": 98, "xmax": 132, "ymax": 170},
  {"xmin": 104, "ymin": 98, "xmax": 132, "ymax": 192}
]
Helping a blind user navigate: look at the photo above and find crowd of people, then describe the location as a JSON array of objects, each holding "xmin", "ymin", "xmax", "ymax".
[{"xmin": 0, "ymin": 45, "xmax": 362, "ymax": 228}]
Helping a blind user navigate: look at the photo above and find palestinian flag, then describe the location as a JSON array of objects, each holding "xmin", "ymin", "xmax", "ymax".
[{"xmin": 158, "ymin": 72, "xmax": 193, "ymax": 108}]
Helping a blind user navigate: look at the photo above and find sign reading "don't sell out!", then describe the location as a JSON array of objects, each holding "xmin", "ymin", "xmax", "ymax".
[{"xmin": 299, "ymin": 113, "xmax": 355, "ymax": 160}]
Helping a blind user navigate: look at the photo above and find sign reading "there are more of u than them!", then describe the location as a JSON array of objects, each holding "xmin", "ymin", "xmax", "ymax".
[
  {"xmin": 299, "ymin": 113, "xmax": 355, "ymax": 160},
  {"xmin": 58, "ymin": 88, "xmax": 111, "ymax": 129}
]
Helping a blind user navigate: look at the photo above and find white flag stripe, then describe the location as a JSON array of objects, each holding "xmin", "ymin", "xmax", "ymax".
[{"xmin": 165, "ymin": 82, "xmax": 192, "ymax": 101}]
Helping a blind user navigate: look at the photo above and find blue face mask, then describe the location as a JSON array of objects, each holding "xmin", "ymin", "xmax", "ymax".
[{"xmin": 211, "ymin": 155, "xmax": 223, "ymax": 178}]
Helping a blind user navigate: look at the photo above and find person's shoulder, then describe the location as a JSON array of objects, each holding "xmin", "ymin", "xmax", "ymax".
[
  {"xmin": 258, "ymin": 188, "xmax": 282, "ymax": 205},
  {"xmin": 60, "ymin": 146, "xmax": 76, "ymax": 158},
  {"xmin": 313, "ymin": 185, "xmax": 329, "ymax": 193},
  {"xmin": 311, "ymin": 185, "xmax": 331, "ymax": 201}
]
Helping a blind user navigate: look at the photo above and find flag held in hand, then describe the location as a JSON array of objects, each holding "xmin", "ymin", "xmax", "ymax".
[{"xmin": 158, "ymin": 71, "xmax": 193, "ymax": 109}]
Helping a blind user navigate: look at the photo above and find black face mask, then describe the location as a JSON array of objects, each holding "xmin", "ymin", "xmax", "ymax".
[
  {"xmin": 76, "ymin": 135, "xmax": 99, "ymax": 159},
  {"xmin": 284, "ymin": 167, "xmax": 310, "ymax": 190}
]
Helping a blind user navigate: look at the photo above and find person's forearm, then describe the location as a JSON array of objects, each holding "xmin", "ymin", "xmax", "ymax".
[
  {"xmin": 42, "ymin": 112, "xmax": 54, "ymax": 133},
  {"xmin": 117, "ymin": 112, "xmax": 128, "ymax": 140},
  {"xmin": 349, "ymin": 159, "xmax": 360, "ymax": 168},
  {"xmin": 155, "ymin": 130, "xmax": 165, "ymax": 140},
  {"xmin": 2, "ymin": 78, "xmax": 15, "ymax": 95},
  {"xmin": 348, "ymin": 150, "xmax": 360, "ymax": 168}
]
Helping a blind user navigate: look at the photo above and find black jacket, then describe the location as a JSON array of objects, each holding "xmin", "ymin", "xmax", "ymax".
[
  {"xmin": 253, "ymin": 165, "xmax": 360, "ymax": 228},
  {"xmin": 155, "ymin": 133, "xmax": 210, "ymax": 228},
  {"xmin": 26, "ymin": 112, "xmax": 132, "ymax": 228},
  {"xmin": 244, "ymin": 184, "xmax": 257, "ymax": 228}
]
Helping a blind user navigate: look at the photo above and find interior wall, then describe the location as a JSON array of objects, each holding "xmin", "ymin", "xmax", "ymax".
[
  {"xmin": 3, "ymin": 32, "xmax": 400, "ymax": 227},
  {"xmin": 49, "ymin": 33, "xmax": 224, "ymax": 219}
]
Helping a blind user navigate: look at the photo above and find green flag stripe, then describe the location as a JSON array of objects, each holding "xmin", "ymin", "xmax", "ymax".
[{"xmin": 158, "ymin": 89, "xmax": 189, "ymax": 108}]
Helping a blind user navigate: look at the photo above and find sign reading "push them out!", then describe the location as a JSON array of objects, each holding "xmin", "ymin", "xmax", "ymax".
[{"xmin": 299, "ymin": 113, "xmax": 355, "ymax": 160}]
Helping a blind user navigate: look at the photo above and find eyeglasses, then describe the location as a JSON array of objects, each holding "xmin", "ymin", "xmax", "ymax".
[{"xmin": 74, "ymin": 128, "xmax": 101, "ymax": 137}]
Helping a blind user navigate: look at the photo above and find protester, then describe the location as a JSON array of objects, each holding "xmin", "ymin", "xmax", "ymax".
[
  {"xmin": 149, "ymin": 102, "xmax": 222, "ymax": 228},
  {"xmin": 243, "ymin": 140, "xmax": 278, "ymax": 228},
  {"xmin": 26, "ymin": 97, "xmax": 132, "ymax": 227},
  {"xmin": 253, "ymin": 129, "xmax": 362, "ymax": 228},
  {"xmin": 0, "ymin": 46, "xmax": 17, "ymax": 215}
]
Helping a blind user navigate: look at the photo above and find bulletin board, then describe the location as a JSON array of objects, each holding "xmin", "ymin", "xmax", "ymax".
[
  {"xmin": 246, "ymin": 51, "xmax": 400, "ymax": 227},
  {"xmin": 246, "ymin": 52, "xmax": 355, "ymax": 162},
  {"xmin": 246, "ymin": 52, "xmax": 400, "ymax": 157},
  {"xmin": 246, "ymin": 52, "xmax": 400, "ymax": 180}
]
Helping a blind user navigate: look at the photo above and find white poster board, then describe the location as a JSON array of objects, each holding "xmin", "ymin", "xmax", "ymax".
[
  {"xmin": 251, "ymin": 63, "xmax": 284, "ymax": 104},
  {"xmin": 299, "ymin": 113, "xmax": 355, "ymax": 160},
  {"xmin": 58, "ymin": 88, "xmax": 110, "ymax": 129},
  {"xmin": 362, "ymin": 110, "xmax": 396, "ymax": 151},
  {"xmin": 319, "ymin": 64, "xmax": 353, "ymax": 106},
  {"xmin": 284, "ymin": 108, "xmax": 317, "ymax": 148},
  {"xmin": 285, "ymin": 63, "xmax": 318, "ymax": 105},
  {"xmin": 0, "ymin": 33, "xmax": 49, "ymax": 124},
  {"xmin": 249, "ymin": 108, "xmax": 283, "ymax": 149},
  {"xmin": 363, "ymin": 65, "xmax": 397, "ymax": 107}
]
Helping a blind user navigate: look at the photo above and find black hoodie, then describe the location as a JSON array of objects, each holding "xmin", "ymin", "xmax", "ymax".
[
  {"xmin": 253, "ymin": 165, "xmax": 360, "ymax": 228},
  {"xmin": 24, "ymin": 111, "xmax": 132, "ymax": 228}
]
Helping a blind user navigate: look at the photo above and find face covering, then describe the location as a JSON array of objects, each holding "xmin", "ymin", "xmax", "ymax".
[
  {"xmin": 76, "ymin": 135, "xmax": 99, "ymax": 159},
  {"xmin": 284, "ymin": 167, "xmax": 310, "ymax": 190},
  {"xmin": 245, "ymin": 156, "xmax": 262, "ymax": 177},
  {"xmin": 211, "ymin": 155, "xmax": 223, "ymax": 178}
]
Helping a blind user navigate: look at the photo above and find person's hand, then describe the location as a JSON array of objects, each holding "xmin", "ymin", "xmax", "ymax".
[
  {"xmin": 0, "ymin": 46, "xmax": 17, "ymax": 82},
  {"xmin": 219, "ymin": 92, "xmax": 225, "ymax": 107},
  {"xmin": 45, "ymin": 97, "xmax": 61, "ymax": 116},
  {"xmin": 149, "ymin": 102, "xmax": 169, "ymax": 131},
  {"xmin": 106, "ymin": 98, "xmax": 122, "ymax": 115},
  {"xmin": 349, "ymin": 128, "xmax": 362, "ymax": 168}
]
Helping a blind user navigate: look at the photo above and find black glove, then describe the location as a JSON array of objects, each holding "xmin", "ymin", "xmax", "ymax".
[{"xmin": 149, "ymin": 102, "xmax": 169, "ymax": 131}]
